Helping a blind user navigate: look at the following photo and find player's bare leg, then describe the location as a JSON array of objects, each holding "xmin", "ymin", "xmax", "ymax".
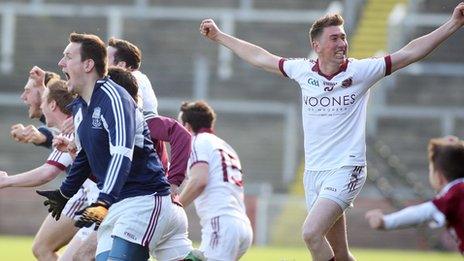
[
  {"xmin": 59, "ymin": 227, "xmax": 93, "ymax": 261},
  {"xmin": 32, "ymin": 214, "xmax": 78, "ymax": 261},
  {"xmin": 72, "ymin": 231, "xmax": 97, "ymax": 261},
  {"xmin": 326, "ymin": 213, "xmax": 355, "ymax": 261},
  {"xmin": 302, "ymin": 198, "xmax": 343, "ymax": 261}
]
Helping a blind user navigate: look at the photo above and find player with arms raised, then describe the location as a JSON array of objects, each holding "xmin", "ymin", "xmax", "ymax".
[{"xmin": 199, "ymin": 3, "xmax": 464, "ymax": 260}]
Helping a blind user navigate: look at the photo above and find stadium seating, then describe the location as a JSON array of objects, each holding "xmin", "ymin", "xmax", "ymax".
[{"xmin": 0, "ymin": 0, "xmax": 461, "ymax": 251}]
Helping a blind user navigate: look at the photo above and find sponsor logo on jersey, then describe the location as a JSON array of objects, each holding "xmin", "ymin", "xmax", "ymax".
[
  {"xmin": 323, "ymin": 81, "xmax": 336, "ymax": 92},
  {"xmin": 92, "ymin": 107, "xmax": 102, "ymax": 129},
  {"xmin": 303, "ymin": 94, "xmax": 356, "ymax": 107},
  {"xmin": 342, "ymin": 77, "xmax": 353, "ymax": 88},
  {"xmin": 307, "ymin": 77, "xmax": 319, "ymax": 87}
]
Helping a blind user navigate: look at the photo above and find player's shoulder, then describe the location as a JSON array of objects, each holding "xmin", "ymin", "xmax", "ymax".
[
  {"xmin": 100, "ymin": 78, "xmax": 135, "ymax": 103},
  {"xmin": 435, "ymin": 179, "xmax": 464, "ymax": 204},
  {"xmin": 348, "ymin": 55, "xmax": 386, "ymax": 66},
  {"xmin": 193, "ymin": 132, "xmax": 214, "ymax": 143},
  {"xmin": 193, "ymin": 133, "xmax": 218, "ymax": 148},
  {"xmin": 446, "ymin": 180, "xmax": 464, "ymax": 197},
  {"xmin": 284, "ymin": 57, "xmax": 315, "ymax": 65},
  {"xmin": 132, "ymin": 70, "xmax": 152, "ymax": 86}
]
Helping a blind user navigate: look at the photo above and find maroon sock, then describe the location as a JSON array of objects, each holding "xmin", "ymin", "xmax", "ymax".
[{"xmin": 328, "ymin": 257, "xmax": 336, "ymax": 261}]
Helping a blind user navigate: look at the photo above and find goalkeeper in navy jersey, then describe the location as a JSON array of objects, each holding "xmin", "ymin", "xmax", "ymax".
[{"xmin": 37, "ymin": 33, "xmax": 194, "ymax": 261}]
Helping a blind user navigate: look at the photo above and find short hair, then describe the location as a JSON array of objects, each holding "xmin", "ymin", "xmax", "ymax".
[
  {"xmin": 69, "ymin": 33, "xmax": 107, "ymax": 77},
  {"xmin": 428, "ymin": 136, "xmax": 464, "ymax": 182},
  {"xmin": 46, "ymin": 80, "xmax": 76, "ymax": 116},
  {"xmin": 179, "ymin": 100, "xmax": 216, "ymax": 133},
  {"xmin": 44, "ymin": 71, "xmax": 61, "ymax": 87},
  {"xmin": 309, "ymin": 13, "xmax": 344, "ymax": 42},
  {"xmin": 108, "ymin": 37, "xmax": 142, "ymax": 70},
  {"xmin": 107, "ymin": 66, "xmax": 139, "ymax": 103}
]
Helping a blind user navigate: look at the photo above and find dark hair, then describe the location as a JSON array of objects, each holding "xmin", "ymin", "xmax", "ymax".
[
  {"xmin": 107, "ymin": 66, "xmax": 139, "ymax": 103},
  {"xmin": 69, "ymin": 33, "xmax": 107, "ymax": 77},
  {"xmin": 46, "ymin": 80, "xmax": 76, "ymax": 116},
  {"xmin": 428, "ymin": 136, "xmax": 464, "ymax": 182},
  {"xmin": 108, "ymin": 37, "xmax": 142, "ymax": 70},
  {"xmin": 309, "ymin": 13, "xmax": 344, "ymax": 42},
  {"xmin": 44, "ymin": 71, "xmax": 61, "ymax": 86},
  {"xmin": 179, "ymin": 100, "xmax": 216, "ymax": 133}
]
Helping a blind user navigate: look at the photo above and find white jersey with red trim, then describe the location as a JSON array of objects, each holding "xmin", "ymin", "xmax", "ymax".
[
  {"xmin": 188, "ymin": 132, "xmax": 248, "ymax": 224},
  {"xmin": 45, "ymin": 133, "xmax": 74, "ymax": 171},
  {"xmin": 132, "ymin": 70, "xmax": 158, "ymax": 119},
  {"xmin": 279, "ymin": 56, "xmax": 391, "ymax": 170}
]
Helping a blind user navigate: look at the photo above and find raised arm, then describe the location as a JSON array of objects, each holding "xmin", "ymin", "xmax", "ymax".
[
  {"xmin": 390, "ymin": 2, "xmax": 464, "ymax": 73},
  {"xmin": 200, "ymin": 18, "xmax": 282, "ymax": 75}
]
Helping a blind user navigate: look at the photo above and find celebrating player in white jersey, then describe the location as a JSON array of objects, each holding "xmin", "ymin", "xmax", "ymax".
[
  {"xmin": 107, "ymin": 37, "xmax": 158, "ymax": 118},
  {"xmin": 0, "ymin": 80, "xmax": 99, "ymax": 261},
  {"xmin": 199, "ymin": 3, "xmax": 464, "ymax": 260},
  {"xmin": 178, "ymin": 101, "xmax": 253, "ymax": 261}
]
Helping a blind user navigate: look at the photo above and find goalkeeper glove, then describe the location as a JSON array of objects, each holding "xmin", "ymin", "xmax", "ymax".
[
  {"xmin": 36, "ymin": 189, "xmax": 69, "ymax": 221},
  {"xmin": 74, "ymin": 201, "xmax": 108, "ymax": 229}
]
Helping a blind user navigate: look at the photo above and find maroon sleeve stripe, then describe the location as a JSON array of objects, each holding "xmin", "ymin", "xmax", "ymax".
[
  {"xmin": 46, "ymin": 160, "xmax": 67, "ymax": 171},
  {"xmin": 278, "ymin": 58, "xmax": 288, "ymax": 77},
  {"xmin": 384, "ymin": 55, "xmax": 392, "ymax": 76},
  {"xmin": 189, "ymin": 161, "xmax": 209, "ymax": 169}
]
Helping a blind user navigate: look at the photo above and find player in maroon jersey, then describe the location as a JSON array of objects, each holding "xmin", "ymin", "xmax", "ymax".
[{"xmin": 366, "ymin": 136, "xmax": 464, "ymax": 254}]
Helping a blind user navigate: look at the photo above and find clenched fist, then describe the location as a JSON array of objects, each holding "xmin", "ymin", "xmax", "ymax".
[{"xmin": 199, "ymin": 19, "xmax": 222, "ymax": 41}]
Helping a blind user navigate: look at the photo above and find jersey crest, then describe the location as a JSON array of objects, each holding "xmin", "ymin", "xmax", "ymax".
[
  {"xmin": 91, "ymin": 107, "xmax": 102, "ymax": 129},
  {"xmin": 341, "ymin": 77, "xmax": 353, "ymax": 88}
]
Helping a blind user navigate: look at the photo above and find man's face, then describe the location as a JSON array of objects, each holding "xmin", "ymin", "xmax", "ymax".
[
  {"xmin": 107, "ymin": 46, "xmax": 117, "ymax": 66},
  {"xmin": 313, "ymin": 25, "xmax": 348, "ymax": 64},
  {"xmin": 58, "ymin": 42, "xmax": 85, "ymax": 94},
  {"xmin": 40, "ymin": 88, "xmax": 55, "ymax": 128},
  {"xmin": 20, "ymin": 78, "xmax": 43, "ymax": 119}
]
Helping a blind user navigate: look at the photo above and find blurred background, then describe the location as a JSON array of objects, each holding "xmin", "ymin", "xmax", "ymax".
[{"xmin": 0, "ymin": 0, "xmax": 463, "ymax": 254}]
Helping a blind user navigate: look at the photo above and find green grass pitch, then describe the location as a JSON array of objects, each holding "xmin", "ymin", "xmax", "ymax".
[{"xmin": 0, "ymin": 235, "xmax": 461, "ymax": 260}]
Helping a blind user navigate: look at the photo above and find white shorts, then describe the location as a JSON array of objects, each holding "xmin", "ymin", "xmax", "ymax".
[
  {"xmin": 200, "ymin": 215, "xmax": 253, "ymax": 261},
  {"xmin": 96, "ymin": 194, "xmax": 192, "ymax": 261},
  {"xmin": 62, "ymin": 179, "xmax": 99, "ymax": 220},
  {"xmin": 303, "ymin": 166, "xmax": 366, "ymax": 211}
]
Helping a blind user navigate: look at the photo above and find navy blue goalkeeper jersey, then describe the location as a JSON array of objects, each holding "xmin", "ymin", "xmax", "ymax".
[{"xmin": 60, "ymin": 77, "xmax": 170, "ymax": 206}]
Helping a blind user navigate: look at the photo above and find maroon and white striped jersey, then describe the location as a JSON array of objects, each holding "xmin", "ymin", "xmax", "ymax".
[
  {"xmin": 188, "ymin": 130, "xmax": 247, "ymax": 225},
  {"xmin": 45, "ymin": 133, "xmax": 74, "ymax": 171}
]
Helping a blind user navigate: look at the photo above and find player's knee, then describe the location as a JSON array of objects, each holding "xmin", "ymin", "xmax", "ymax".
[
  {"xmin": 73, "ymin": 251, "xmax": 96, "ymax": 261},
  {"xmin": 31, "ymin": 239, "xmax": 51, "ymax": 259},
  {"xmin": 302, "ymin": 227, "xmax": 323, "ymax": 247}
]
